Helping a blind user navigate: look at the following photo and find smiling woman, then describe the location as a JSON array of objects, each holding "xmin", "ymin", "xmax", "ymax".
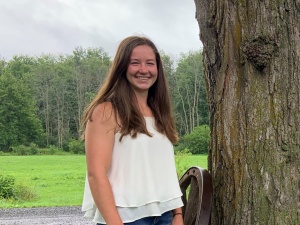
[{"xmin": 81, "ymin": 36, "xmax": 184, "ymax": 225}]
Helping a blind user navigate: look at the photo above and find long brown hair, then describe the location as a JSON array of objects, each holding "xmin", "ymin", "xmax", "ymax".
[{"xmin": 81, "ymin": 35, "xmax": 178, "ymax": 144}]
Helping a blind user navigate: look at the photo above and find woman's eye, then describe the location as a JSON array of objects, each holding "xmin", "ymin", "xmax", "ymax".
[{"xmin": 147, "ymin": 62, "xmax": 155, "ymax": 66}]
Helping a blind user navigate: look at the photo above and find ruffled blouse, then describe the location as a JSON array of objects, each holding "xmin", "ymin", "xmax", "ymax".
[{"xmin": 82, "ymin": 117, "xmax": 183, "ymax": 224}]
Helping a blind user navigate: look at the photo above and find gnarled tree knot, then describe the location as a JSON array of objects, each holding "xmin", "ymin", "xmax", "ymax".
[{"xmin": 242, "ymin": 36, "xmax": 278, "ymax": 71}]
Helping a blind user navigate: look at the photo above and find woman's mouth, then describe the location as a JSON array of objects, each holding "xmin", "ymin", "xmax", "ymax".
[{"xmin": 136, "ymin": 76, "xmax": 149, "ymax": 80}]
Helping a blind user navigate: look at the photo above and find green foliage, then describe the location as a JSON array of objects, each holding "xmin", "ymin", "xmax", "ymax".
[
  {"xmin": 0, "ymin": 73, "xmax": 44, "ymax": 151},
  {"xmin": 11, "ymin": 143, "xmax": 39, "ymax": 155},
  {"xmin": 0, "ymin": 48, "xmax": 209, "ymax": 150},
  {"xmin": 26, "ymin": 49, "xmax": 111, "ymax": 148},
  {"xmin": 176, "ymin": 125, "xmax": 210, "ymax": 154},
  {"xmin": 68, "ymin": 139, "xmax": 85, "ymax": 154},
  {"xmin": 38, "ymin": 147, "xmax": 69, "ymax": 155},
  {"xmin": 171, "ymin": 50, "xmax": 209, "ymax": 136},
  {"xmin": 0, "ymin": 151, "xmax": 10, "ymax": 156},
  {"xmin": 0, "ymin": 175, "xmax": 16, "ymax": 199},
  {"xmin": 0, "ymin": 59, "xmax": 7, "ymax": 75},
  {"xmin": 2, "ymin": 144, "xmax": 85, "ymax": 156},
  {"xmin": 48, "ymin": 145, "xmax": 63, "ymax": 155},
  {"xmin": 0, "ymin": 174, "xmax": 36, "ymax": 202},
  {"xmin": 28, "ymin": 143, "xmax": 39, "ymax": 155},
  {"xmin": 6, "ymin": 55, "xmax": 36, "ymax": 79},
  {"xmin": 12, "ymin": 145, "xmax": 29, "ymax": 156}
]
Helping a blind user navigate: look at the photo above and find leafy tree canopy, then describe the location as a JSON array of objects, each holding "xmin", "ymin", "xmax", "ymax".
[{"xmin": 0, "ymin": 72, "xmax": 43, "ymax": 151}]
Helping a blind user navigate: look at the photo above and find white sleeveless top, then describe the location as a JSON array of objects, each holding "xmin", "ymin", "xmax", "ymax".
[{"xmin": 82, "ymin": 117, "xmax": 183, "ymax": 224}]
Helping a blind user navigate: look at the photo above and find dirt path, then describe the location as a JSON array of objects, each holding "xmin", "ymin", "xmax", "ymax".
[{"xmin": 0, "ymin": 206, "xmax": 94, "ymax": 225}]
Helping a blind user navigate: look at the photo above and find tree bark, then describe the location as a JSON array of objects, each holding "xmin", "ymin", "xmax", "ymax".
[{"xmin": 194, "ymin": 0, "xmax": 300, "ymax": 224}]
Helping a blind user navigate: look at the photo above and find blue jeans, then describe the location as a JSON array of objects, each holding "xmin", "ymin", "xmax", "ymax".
[{"xmin": 97, "ymin": 211, "xmax": 172, "ymax": 225}]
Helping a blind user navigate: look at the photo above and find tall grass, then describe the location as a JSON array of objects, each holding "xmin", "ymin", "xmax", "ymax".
[{"xmin": 0, "ymin": 154, "xmax": 207, "ymax": 208}]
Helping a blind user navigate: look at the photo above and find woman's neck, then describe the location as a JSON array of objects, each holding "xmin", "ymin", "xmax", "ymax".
[
  {"xmin": 135, "ymin": 92, "xmax": 148, "ymax": 108},
  {"xmin": 135, "ymin": 94, "xmax": 153, "ymax": 117}
]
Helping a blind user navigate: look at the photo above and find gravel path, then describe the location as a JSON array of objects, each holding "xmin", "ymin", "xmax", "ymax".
[{"xmin": 0, "ymin": 206, "xmax": 95, "ymax": 225}]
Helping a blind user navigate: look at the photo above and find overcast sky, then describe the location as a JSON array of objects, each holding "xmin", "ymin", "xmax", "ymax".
[{"xmin": 0, "ymin": 0, "xmax": 203, "ymax": 61}]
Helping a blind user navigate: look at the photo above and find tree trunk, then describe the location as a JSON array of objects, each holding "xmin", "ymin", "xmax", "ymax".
[
  {"xmin": 43, "ymin": 86, "xmax": 50, "ymax": 146},
  {"xmin": 194, "ymin": 0, "xmax": 300, "ymax": 224}
]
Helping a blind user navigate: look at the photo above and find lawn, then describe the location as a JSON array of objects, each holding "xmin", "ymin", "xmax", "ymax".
[{"xmin": 0, "ymin": 154, "xmax": 207, "ymax": 208}]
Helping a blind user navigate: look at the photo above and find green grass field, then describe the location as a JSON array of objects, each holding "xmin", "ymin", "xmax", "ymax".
[{"xmin": 0, "ymin": 154, "xmax": 207, "ymax": 208}]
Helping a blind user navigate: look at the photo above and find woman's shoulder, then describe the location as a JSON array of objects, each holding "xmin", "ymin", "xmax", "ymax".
[
  {"xmin": 91, "ymin": 102, "xmax": 117, "ymax": 124},
  {"xmin": 94, "ymin": 101, "xmax": 113, "ymax": 112}
]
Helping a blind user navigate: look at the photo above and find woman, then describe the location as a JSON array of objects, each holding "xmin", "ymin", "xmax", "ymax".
[{"xmin": 81, "ymin": 36, "xmax": 183, "ymax": 225}]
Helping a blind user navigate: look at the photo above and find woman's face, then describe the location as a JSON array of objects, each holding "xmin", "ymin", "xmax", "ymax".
[{"xmin": 126, "ymin": 45, "xmax": 158, "ymax": 94}]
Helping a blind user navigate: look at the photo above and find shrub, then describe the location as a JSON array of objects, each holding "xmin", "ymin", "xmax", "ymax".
[
  {"xmin": 28, "ymin": 143, "xmax": 39, "ymax": 155},
  {"xmin": 11, "ymin": 143, "xmax": 39, "ymax": 155},
  {"xmin": 68, "ymin": 139, "xmax": 85, "ymax": 154},
  {"xmin": 0, "ymin": 175, "xmax": 16, "ymax": 199},
  {"xmin": 176, "ymin": 125, "xmax": 210, "ymax": 154},
  {"xmin": 35, "ymin": 146, "xmax": 68, "ymax": 155},
  {"xmin": 0, "ymin": 175, "xmax": 37, "ymax": 201},
  {"xmin": 48, "ymin": 145, "xmax": 62, "ymax": 155},
  {"xmin": 38, "ymin": 148, "xmax": 53, "ymax": 155},
  {"xmin": 0, "ymin": 151, "xmax": 9, "ymax": 156},
  {"xmin": 12, "ymin": 145, "xmax": 29, "ymax": 155}
]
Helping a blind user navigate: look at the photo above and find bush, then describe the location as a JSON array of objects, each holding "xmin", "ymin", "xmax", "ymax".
[
  {"xmin": 0, "ymin": 175, "xmax": 16, "ymax": 199},
  {"xmin": 176, "ymin": 125, "xmax": 210, "ymax": 154},
  {"xmin": 11, "ymin": 143, "xmax": 39, "ymax": 155},
  {"xmin": 28, "ymin": 143, "xmax": 39, "ymax": 155},
  {"xmin": 38, "ymin": 147, "xmax": 69, "ymax": 155},
  {"xmin": 48, "ymin": 145, "xmax": 63, "ymax": 155},
  {"xmin": 12, "ymin": 145, "xmax": 29, "ymax": 155},
  {"xmin": 0, "ymin": 151, "xmax": 10, "ymax": 156},
  {"xmin": 0, "ymin": 175, "xmax": 37, "ymax": 201},
  {"xmin": 68, "ymin": 139, "xmax": 85, "ymax": 154}
]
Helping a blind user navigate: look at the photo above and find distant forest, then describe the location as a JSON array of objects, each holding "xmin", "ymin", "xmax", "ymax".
[{"xmin": 0, "ymin": 47, "xmax": 208, "ymax": 151}]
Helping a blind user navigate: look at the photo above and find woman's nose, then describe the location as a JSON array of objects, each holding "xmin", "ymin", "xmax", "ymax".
[{"xmin": 138, "ymin": 64, "xmax": 148, "ymax": 74}]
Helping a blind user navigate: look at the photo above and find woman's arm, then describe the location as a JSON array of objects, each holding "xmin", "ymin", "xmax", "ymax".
[
  {"xmin": 85, "ymin": 102, "xmax": 123, "ymax": 225},
  {"xmin": 172, "ymin": 208, "xmax": 184, "ymax": 225}
]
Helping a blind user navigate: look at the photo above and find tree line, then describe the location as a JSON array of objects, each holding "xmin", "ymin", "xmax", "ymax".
[{"xmin": 0, "ymin": 47, "xmax": 208, "ymax": 152}]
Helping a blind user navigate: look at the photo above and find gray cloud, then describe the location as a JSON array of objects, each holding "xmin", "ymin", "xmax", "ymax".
[{"xmin": 0, "ymin": 0, "xmax": 202, "ymax": 60}]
